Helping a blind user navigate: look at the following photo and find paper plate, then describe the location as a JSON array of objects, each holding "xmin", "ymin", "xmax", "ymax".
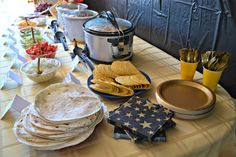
[
  {"xmin": 14, "ymin": 116, "xmax": 95, "ymax": 150},
  {"xmin": 156, "ymin": 80, "xmax": 216, "ymax": 116},
  {"xmin": 174, "ymin": 106, "xmax": 215, "ymax": 120}
]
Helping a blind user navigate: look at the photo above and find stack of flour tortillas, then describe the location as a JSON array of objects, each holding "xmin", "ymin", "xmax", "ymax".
[{"xmin": 13, "ymin": 83, "xmax": 105, "ymax": 150}]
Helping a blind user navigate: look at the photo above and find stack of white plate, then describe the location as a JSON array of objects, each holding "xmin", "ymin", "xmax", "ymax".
[
  {"xmin": 156, "ymin": 80, "xmax": 216, "ymax": 120},
  {"xmin": 13, "ymin": 83, "xmax": 105, "ymax": 150}
]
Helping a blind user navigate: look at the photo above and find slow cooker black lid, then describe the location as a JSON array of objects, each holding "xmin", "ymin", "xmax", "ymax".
[{"xmin": 83, "ymin": 17, "xmax": 135, "ymax": 36}]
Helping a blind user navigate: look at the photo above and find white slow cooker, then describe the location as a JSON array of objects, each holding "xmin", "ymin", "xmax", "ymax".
[
  {"xmin": 62, "ymin": 10, "xmax": 98, "ymax": 42},
  {"xmin": 56, "ymin": 3, "xmax": 88, "ymax": 28}
]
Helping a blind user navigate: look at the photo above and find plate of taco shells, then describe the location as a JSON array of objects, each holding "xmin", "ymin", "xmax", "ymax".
[{"xmin": 87, "ymin": 61, "xmax": 152, "ymax": 99}]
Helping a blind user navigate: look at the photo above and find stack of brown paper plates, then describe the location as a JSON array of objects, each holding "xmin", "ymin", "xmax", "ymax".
[{"xmin": 155, "ymin": 80, "xmax": 216, "ymax": 120}]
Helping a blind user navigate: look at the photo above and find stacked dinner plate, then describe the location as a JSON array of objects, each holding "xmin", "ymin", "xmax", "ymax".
[
  {"xmin": 155, "ymin": 80, "xmax": 216, "ymax": 120},
  {"xmin": 13, "ymin": 83, "xmax": 105, "ymax": 150}
]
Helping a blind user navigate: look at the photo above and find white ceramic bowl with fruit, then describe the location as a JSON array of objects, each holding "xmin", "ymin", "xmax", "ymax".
[{"xmin": 20, "ymin": 58, "xmax": 61, "ymax": 83}]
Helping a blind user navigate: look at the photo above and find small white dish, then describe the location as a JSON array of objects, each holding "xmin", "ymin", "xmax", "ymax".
[{"xmin": 20, "ymin": 58, "xmax": 61, "ymax": 83}]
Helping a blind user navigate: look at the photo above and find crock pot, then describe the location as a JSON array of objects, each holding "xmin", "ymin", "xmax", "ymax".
[
  {"xmin": 62, "ymin": 10, "xmax": 98, "ymax": 42},
  {"xmin": 83, "ymin": 11, "xmax": 135, "ymax": 63},
  {"xmin": 56, "ymin": 3, "xmax": 88, "ymax": 28}
]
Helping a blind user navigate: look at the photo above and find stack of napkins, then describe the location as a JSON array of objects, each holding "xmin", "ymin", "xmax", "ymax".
[{"xmin": 108, "ymin": 96, "xmax": 175, "ymax": 143}]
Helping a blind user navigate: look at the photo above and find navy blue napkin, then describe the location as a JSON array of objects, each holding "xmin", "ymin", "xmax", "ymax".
[
  {"xmin": 112, "ymin": 119, "xmax": 176, "ymax": 143},
  {"xmin": 108, "ymin": 96, "xmax": 174, "ymax": 140}
]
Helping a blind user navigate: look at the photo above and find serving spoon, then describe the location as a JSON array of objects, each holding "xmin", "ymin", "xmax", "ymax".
[
  {"xmin": 72, "ymin": 39, "xmax": 94, "ymax": 71},
  {"xmin": 25, "ymin": 17, "xmax": 36, "ymax": 44},
  {"xmin": 55, "ymin": 31, "xmax": 69, "ymax": 51},
  {"xmin": 37, "ymin": 41, "xmax": 42, "ymax": 75}
]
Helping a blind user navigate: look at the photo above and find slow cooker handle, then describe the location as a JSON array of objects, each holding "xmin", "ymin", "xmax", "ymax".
[
  {"xmin": 112, "ymin": 51, "xmax": 132, "ymax": 60},
  {"xmin": 99, "ymin": 11, "xmax": 107, "ymax": 18},
  {"xmin": 108, "ymin": 36, "xmax": 131, "ymax": 60},
  {"xmin": 99, "ymin": 11, "xmax": 119, "ymax": 31},
  {"xmin": 106, "ymin": 11, "xmax": 119, "ymax": 30}
]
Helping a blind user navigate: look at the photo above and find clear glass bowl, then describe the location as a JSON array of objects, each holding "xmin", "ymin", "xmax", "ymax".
[
  {"xmin": 19, "ymin": 26, "xmax": 44, "ymax": 49},
  {"xmin": 24, "ymin": 41, "xmax": 58, "ymax": 60},
  {"xmin": 27, "ymin": 51, "xmax": 57, "ymax": 60},
  {"xmin": 20, "ymin": 58, "xmax": 61, "ymax": 83}
]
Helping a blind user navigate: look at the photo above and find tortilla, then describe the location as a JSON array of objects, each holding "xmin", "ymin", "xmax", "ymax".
[
  {"xmin": 13, "ymin": 87, "xmax": 106, "ymax": 150},
  {"xmin": 115, "ymin": 74, "xmax": 151, "ymax": 90},
  {"xmin": 111, "ymin": 61, "xmax": 140, "ymax": 76},
  {"xmin": 25, "ymin": 107, "xmax": 104, "ymax": 140},
  {"xmin": 91, "ymin": 75, "xmax": 115, "ymax": 83},
  {"xmin": 29, "ymin": 104, "xmax": 99, "ymax": 132},
  {"xmin": 32, "ymin": 127, "xmax": 95, "ymax": 150},
  {"xmin": 24, "ymin": 106, "xmax": 104, "ymax": 141},
  {"xmin": 93, "ymin": 64, "xmax": 118, "ymax": 78},
  {"xmin": 13, "ymin": 116, "xmax": 68, "ymax": 147},
  {"xmin": 23, "ymin": 114, "xmax": 82, "ymax": 141},
  {"xmin": 13, "ymin": 116, "xmax": 95, "ymax": 150},
  {"xmin": 90, "ymin": 61, "xmax": 152, "ymax": 96},
  {"xmin": 90, "ymin": 81, "xmax": 134, "ymax": 96},
  {"xmin": 34, "ymin": 83, "xmax": 101, "ymax": 123}
]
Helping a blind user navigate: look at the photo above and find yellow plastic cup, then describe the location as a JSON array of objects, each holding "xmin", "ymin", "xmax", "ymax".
[
  {"xmin": 180, "ymin": 60, "xmax": 198, "ymax": 81},
  {"xmin": 203, "ymin": 68, "xmax": 223, "ymax": 92}
]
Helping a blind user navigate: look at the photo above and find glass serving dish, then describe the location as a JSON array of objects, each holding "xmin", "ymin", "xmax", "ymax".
[
  {"xmin": 20, "ymin": 58, "xmax": 61, "ymax": 83},
  {"xmin": 25, "ymin": 41, "xmax": 58, "ymax": 60},
  {"xmin": 19, "ymin": 26, "xmax": 45, "ymax": 49},
  {"xmin": 27, "ymin": 51, "xmax": 57, "ymax": 60}
]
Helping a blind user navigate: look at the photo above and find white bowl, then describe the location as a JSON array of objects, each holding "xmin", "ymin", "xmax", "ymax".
[
  {"xmin": 20, "ymin": 58, "xmax": 61, "ymax": 83},
  {"xmin": 56, "ymin": 3, "xmax": 88, "ymax": 27},
  {"xmin": 32, "ymin": 15, "xmax": 48, "ymax": 26}
]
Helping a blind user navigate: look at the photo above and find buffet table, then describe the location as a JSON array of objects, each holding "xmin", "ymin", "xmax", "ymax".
[{"xmin": 0, "ymin": 35, "xmax": 236, "ymax": 157}]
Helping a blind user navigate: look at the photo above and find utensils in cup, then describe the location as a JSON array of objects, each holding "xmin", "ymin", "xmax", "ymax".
[
  {"xmin": 201, "ymin": 51, "xmax": 230, "ymax": 92},
  {"xmin": 179, "ymin": 48, "xmax": 199, "ymax": 81}
]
